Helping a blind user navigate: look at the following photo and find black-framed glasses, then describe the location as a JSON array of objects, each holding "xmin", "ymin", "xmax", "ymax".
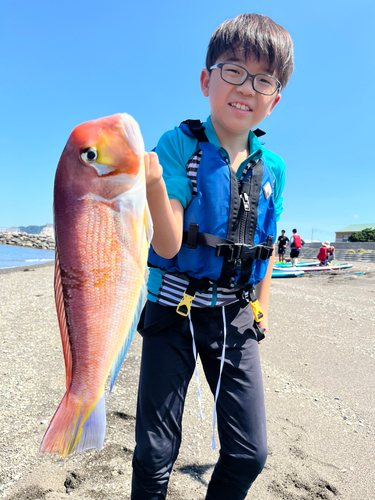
[{"xmin": 209, "ymin": 62, "xmax": 281, "ymax": 96}]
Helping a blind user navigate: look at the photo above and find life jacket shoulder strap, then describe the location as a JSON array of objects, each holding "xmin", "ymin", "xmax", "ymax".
[
  {"xmin": 253, "ymin": 128, "xmax": 266, "ymax": 138},
  {"xmin": 181, "ymin": 119, "xmax": 209, "ymax": 143}
]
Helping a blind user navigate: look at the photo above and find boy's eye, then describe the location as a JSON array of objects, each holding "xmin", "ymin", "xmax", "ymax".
[
  {"xmin": 257, "ymin": 77, "xmax": 273, "ymax": 86},
  {"xmin": 226, "ymin": 68, "xmax": 241, "ymax": 75}
]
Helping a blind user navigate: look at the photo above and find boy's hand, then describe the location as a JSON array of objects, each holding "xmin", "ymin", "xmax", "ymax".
[
  {"xmin": 144, "ymin": 152, "xmax": 163, "ymax": 192},
  {"xmin": 142, "ymin": 151, "xmax": 183, "ymax": 259},
  {"xmin": 257, "ymin": 318, "xmax": 268, "ymax": 344},
  {"xmin": 258, "ymin": 319, "xmax": 268, "ymax": 332}
]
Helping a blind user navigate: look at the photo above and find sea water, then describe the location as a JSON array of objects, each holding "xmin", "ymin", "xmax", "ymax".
[{"xmin": 0, "ymin": 244, "xmax": 54, "ymax": 269}]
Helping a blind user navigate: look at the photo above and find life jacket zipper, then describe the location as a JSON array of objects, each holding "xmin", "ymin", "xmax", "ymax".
[
  {"xmin": 239, "ymin": 191, "xmax": 250, "ymax": 243},
  {"xmin": 235, "ymin": 183, "xmax": 252, "ymax": 270},
  {"xmin": 238, "ymin": 159, "xmax": 260, "ymax": 245}
]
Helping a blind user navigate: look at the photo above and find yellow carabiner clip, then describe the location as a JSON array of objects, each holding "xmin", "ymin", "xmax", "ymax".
[
  {"xmin": 176, "ymin": 292, "xmax": 195, "ymax": 317},
  {"xmin": 249, "ymin": 299, "xmax": 264, "ymax": 323}
]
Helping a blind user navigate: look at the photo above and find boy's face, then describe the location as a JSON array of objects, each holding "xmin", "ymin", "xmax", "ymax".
[{"xmin": 200, "ymin": 51, "xmax": 281, "ymax": 139}]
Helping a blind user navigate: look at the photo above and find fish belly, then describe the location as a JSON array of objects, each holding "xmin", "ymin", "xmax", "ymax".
[{"xmin": 40, "ymin": 198, "xmax": 147, "ymax": 455}]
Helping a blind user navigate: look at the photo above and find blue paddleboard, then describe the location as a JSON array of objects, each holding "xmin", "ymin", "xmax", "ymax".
[{"xmin": 272, "ymin": 270, "xmax": 304, "ymax": 278}]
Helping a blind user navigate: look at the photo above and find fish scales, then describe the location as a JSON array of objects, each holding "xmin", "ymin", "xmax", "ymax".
[{"xmin": 58, "ymin": 198, "xmax": 144, "ymax": 381}]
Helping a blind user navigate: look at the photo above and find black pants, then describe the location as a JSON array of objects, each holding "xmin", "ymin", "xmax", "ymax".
[{"xmin": 131, "ymin": 301, "xmax": 267, "ymax": 500}]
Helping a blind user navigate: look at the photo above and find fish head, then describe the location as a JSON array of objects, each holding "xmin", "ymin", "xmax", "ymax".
[{"xmin": 55, "ymin": 113, "xmax": 145, "ymax": 200}]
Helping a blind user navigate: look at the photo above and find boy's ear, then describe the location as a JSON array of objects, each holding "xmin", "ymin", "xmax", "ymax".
[
  {"xmin": 267, "ymin": 93, "xmax": 281, "ymax": 116},
  {"xmin": 200, "ymin": 69, "xmax": 210, "ymax": 97}
]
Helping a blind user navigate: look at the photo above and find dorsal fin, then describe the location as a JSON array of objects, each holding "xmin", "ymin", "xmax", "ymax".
[{"xmin": 54, "ymin": 247, "xmax": 72, "ymax": 389}]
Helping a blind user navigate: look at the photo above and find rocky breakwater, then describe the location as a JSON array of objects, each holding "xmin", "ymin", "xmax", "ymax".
[{"xmin": 0, "ymin": 232, "xmax": 55, "ymax": 250}]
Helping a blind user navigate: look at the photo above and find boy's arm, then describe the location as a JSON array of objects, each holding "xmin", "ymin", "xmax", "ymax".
[
  {"xmin": 254, "ymin": 244, "xmax": 275, "ymax": 335},
  {"xmin": 145, "ymin": 152, "xmax": 183, "ymax": 259}
]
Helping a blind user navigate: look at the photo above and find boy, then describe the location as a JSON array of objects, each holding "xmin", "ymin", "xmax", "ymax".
[
  {"xmin": 132, "ymin": 13, "xmax": 294, "ymax": 500},
  {"xmin": 277, "ymin": 229, "xmax": 289, "ymax": 262},
  {"xmin": 289, "ymin": 228, "xmax": 305, "ymax": 266}
]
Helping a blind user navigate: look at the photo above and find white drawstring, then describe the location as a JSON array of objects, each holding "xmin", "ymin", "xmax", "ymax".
[
  {"xmin": 211, "ymin": 306, "xmax": 227, "ymax": 450},
  {"xmin": 188, "ymin": 312, "xmax": 204, "ymax": 420},
  {"xmin": 188, "ymin": 307, "xmax": 227, "ymax": 450}
]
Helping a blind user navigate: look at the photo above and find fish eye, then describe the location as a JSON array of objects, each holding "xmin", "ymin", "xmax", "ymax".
[{"xmin": 80, "ymin": 147, "xmax": 98, "ymax": 163}]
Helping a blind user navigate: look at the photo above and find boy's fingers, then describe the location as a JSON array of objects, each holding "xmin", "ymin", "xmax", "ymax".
[
  {"xmin": 143, "ymin": 152, "xmax": 150, "ymax": 172},
  {"xmin": 148, "ymin": 151, "xmax": 160, "ymax": 171},
  {"xmin": 148, "ymin": 151, "xmax": 158, "ymax": 160},
  {"xmin": 144, "ymin": 152, "xmax": 160, "ymax": 172},
  {"xmin": 144, "ymin": 151, "xmax": 163, "ymax": 191}
]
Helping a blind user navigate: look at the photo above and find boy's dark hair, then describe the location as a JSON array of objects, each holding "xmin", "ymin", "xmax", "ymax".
[
  {"xmin": 206, "ymin": 13, "xmax": 294, "ymax": 89},
  {"xmin": 281, "ymin": 229, "xmax": 285, "ymax": 232},
  {"xmin": 292, "ymin": 229, "xmax": 297, "ymax": 233}
]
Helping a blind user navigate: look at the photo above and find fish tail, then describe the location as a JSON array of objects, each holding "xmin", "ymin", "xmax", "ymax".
[{"xmin": 39, "ymin": 390, "xmax": 106, "ymax": 456}]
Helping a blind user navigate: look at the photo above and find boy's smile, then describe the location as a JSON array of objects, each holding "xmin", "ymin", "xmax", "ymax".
[
  {"xmin": 229, "ymin": 102, "xmax": 252, "ymax": 112},
  {"xmin": 200, "ymin": 53, "xmax": 281, "ymax": 145}
]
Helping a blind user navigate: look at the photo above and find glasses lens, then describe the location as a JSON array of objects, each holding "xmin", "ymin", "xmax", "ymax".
[
  {"xmin": 253, "ymin": 75, "xmax": 278, "ymax": 95},
  {"xmin": 220, "ymin": 63, "xmax": 247, "ymax": 85}
]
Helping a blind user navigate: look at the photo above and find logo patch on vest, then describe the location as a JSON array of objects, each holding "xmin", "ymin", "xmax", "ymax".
[{"xmin": 263, "ymin": 181, "xmax": 272, "ymax": 200}]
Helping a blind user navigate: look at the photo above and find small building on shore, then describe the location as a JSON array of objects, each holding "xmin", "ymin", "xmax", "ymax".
[
  {"xmin": 39, "ymin": 223, "xmax": 54, "ymax": 238},
  {"xmin": 335, "ymin": 223, "xmax": 375, "ymax": 242}
]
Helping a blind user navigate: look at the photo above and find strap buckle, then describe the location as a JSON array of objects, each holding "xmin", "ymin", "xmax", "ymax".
[
  {"xmin": 247, "ymin": 288, "xmax": 264, "ymax": 322},
  {"xmin": 238, "ymin": 287, "xmax": 264, "ymax": 322},
  {"xmin": 249, "ymin": 299, "xmax": 264, "ymax": 323},
  {"xmin": 176, "ymin": 292, "xmax": 195, "ymax": 316},
  {"xmin": 215, "ymin": 243, "xmax": 244, "ymax": 261},
  {"xmin": 215, "ymin": 243, "xmax": 273, "ymax": 262}
]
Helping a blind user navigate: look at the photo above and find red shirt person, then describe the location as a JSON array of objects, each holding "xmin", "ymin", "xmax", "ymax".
[
  {"xmin": 317, "ymin": 241, "xmax": 330, "ymax": 265},
  {"xmin": 289, "ymin": 229, "xmax": 304, "ymax": 266}
]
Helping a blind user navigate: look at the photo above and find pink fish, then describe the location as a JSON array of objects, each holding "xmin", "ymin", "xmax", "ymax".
[{"xmin": 40, "ymin": 113, "xmax": 152, "ymax": 456}]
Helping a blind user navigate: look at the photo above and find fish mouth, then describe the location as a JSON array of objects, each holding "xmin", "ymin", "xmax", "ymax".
[{"xmin": 121, "ymin": 113, "xmax": 144, "ymax": 158}]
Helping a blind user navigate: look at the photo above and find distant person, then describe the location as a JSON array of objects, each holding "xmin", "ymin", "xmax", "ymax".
[
  {"xmin": 289, "ymin": 228, "xmax": 304, "ymax": 266},
  {"xmin": 328, "ymin": 243, "xmax": 335, "ymax": 263},
  {"xmin": 317, "ymin": 241, "xmax": 330, "ymax": 266},
  {"xmin": 277, "ymin": 230, "xmax": 289, "ymax": 262}
]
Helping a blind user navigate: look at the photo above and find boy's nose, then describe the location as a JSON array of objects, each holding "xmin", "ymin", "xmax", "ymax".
[{"xmin": 236, "ymin": 77, "xmax": 256, "ymax": 96}]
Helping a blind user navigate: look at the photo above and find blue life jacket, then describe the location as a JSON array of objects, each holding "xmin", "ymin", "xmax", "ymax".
[{"xmin": 148, "ymin": 120, "xmax": 276, "ymax": 289}]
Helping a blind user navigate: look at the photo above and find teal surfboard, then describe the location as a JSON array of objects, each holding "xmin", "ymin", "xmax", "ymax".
[
  {"xmin": 272, "ymin": 270, "xmax": 304, "ymax": 278},
  {"xmin": 274, "ymin": 261, "xmax": 320, "ymax": 268}
]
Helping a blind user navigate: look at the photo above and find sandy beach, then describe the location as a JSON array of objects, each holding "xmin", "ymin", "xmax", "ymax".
[{"xmin": 0, "ymin": 261, "xmax": 374, "ymax": 499}]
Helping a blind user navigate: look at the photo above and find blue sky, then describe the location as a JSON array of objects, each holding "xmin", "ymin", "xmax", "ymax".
[{"xmin": 1, "ymin": 0, "xmax": 374, "ymax": 242}]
